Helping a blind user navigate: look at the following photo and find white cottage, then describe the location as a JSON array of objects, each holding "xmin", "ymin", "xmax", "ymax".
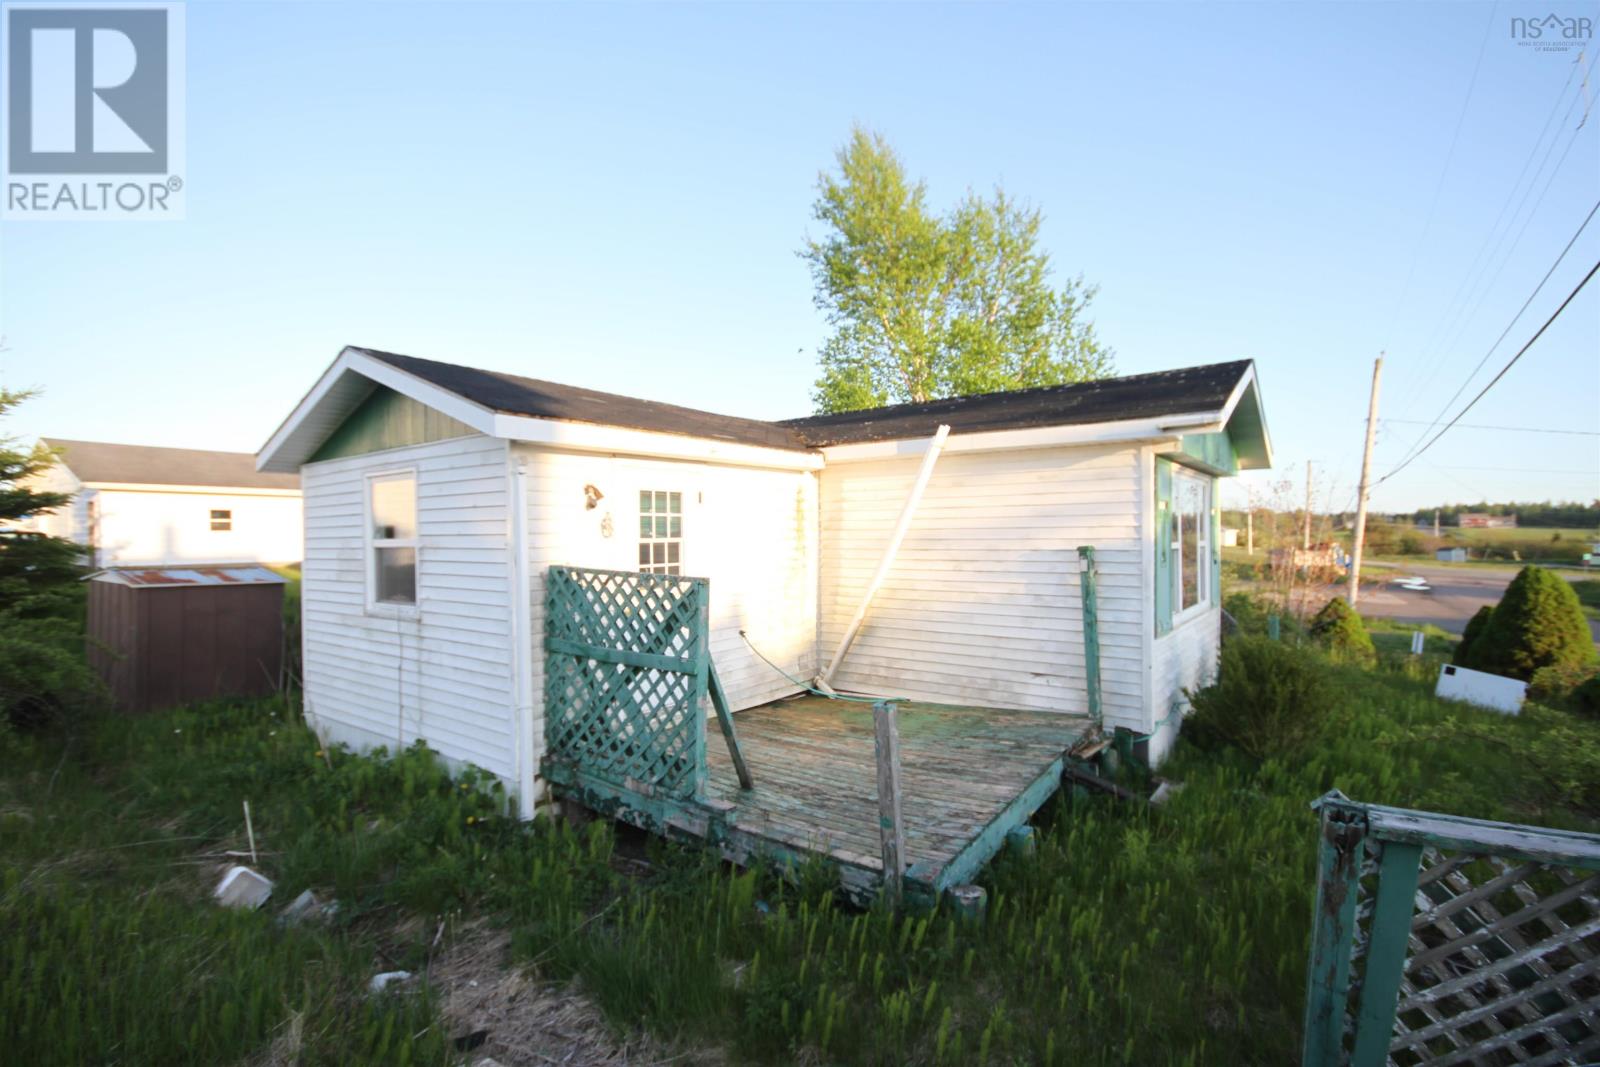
[
  {"xmin": 26, "ymin": 440, "xmax": 302, "ymax": 567},
  {"xmin": 259, "ymin": 347, "xmax": 1271, "ymax": 817}
]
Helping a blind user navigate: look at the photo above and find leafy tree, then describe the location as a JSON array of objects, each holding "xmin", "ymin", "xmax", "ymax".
[
  {"xmin": 1453, "ymin": 605, "xmax": 1494, "ymax": 668},
  {"xmin": 802, "ymin": 127, "xmax": 1112, "ymax": 413},
  {"xmin": 1473, "ymin": 565, "xmax": 1597, "ymax": 681},
  {"xmin": 1308, "ymin": 596, "xmax": 1376, "ymax": 665},
  {"xmin": 0, "ymin": 390, "xmax": 92, "ymax": 729}
]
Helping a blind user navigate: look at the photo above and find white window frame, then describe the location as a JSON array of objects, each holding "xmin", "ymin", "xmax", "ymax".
[
  {"xmin": 1170, "ymin": 467, "xmax": 1212, "ymax": 626},
  {"xmin": 365, "ymin": 467, "xmax": 419, "ymax": 616},
  {"xmin": 209, "ymin": 508, "xmax": 232, "ymax": 532}
]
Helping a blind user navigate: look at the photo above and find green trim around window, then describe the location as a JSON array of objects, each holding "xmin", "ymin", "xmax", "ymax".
[{"xmin": 1154, "ymin": 456, "xmax": 1173, "ymax": 635}]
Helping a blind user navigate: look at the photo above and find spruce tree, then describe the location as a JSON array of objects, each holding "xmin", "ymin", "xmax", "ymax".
[
  {"xmin": 1453, "ymin": 605, "xmax": 1494, "ymax": 668},
  {"xmin": 1309, "ymin": 595, "xmax": 1376, "ymax": 666},
  {"xmin": 1473, "ymin": 565, "xmax": 1597, "ymax": 681}
]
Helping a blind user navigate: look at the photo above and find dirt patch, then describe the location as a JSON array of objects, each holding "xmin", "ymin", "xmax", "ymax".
[{"xmin": 431, "ymin": 924, "xmax": 714, "ymax": 1067}]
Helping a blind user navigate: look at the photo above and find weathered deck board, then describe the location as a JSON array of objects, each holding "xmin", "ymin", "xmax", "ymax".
[{"xmin": 702, "ymin": 695, "xmax": 1087, "ymax": 900}]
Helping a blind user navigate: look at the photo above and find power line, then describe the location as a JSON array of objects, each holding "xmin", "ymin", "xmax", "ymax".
[
  {"xmin": 1378, "ymin": 418, "xmax": 1599, "ymax": 437},
  {"xmin": 1432, "ymin": 465, "xmax": 1600, "ymax": 474},
  {"xmin": 1377, "ymin": 256, "xmax": 1600, "ymax": 486},
  {"xmin": 1388, "ymin": 197, "xmax": 1600, "ymax": 470},
  {"xmin": 1380, "ymin": 2, "xmax": 1499, "ymax": 344},
  {"xmin": 1396, "ymin": 47, "xmax": 1596, "ymax": 417}
]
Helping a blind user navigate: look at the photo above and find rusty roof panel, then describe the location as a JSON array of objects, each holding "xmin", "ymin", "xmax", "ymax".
[{"xmin": 92, "ymin": 565, "xmax": 288, "ymax": 588}]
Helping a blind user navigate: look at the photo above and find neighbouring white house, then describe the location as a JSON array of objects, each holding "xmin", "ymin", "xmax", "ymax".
[
  {"xmin": 258, "ymin": 347, "xmax": 1272, "ymax": 815},
  {"xmin": 25, "ymin": 440, "xmax": 302, "ymax": 567}
]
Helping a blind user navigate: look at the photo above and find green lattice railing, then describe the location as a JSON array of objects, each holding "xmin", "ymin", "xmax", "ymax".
[
  {"xmin": 1302, "ymin": 791, "xmax": 1600, "ymax": 1067},
  {"xmin": 543, "ymin": 566, "xmax": 711, "ymax": 800}
]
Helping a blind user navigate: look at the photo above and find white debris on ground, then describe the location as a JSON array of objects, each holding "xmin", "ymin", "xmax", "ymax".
[
  {"xmin": 1150, "ymin": 780, "xmax": 1186, "ymax": 806},
  {"xmin": 368, "ymin": 971, "xmax": 414, "ymax": 994},
  {"xmin": 214, "ymin": 865, "xmax": 274, "ymax": 909}
]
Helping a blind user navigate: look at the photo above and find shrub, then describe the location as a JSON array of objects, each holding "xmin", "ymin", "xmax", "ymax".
[
  {"xmin": 1528, "ymin": 662, "xmax": 1599, "ymax": 704},
  {"xmin": 1453, "ymin": 605, "xmax": 1494, "ymax": 668},
  {"xmin": 1184, "ymin": 636, "xmax": 1341, "ymax": 759},
  {"xmin": 1308, "ymin": 596, "xmax": 1376, "ymax": 665},
  {"xmin": 1575, "ymin": 676, "xmax": 1600, "ymax": 719},
  {"xmin": 1473, "ymin": 565, "xmax": 1597, "ymax": 681}
]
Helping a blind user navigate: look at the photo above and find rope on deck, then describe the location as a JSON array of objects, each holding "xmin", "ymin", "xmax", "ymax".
[{"xmin": 738, "ymin": 630, "xmax": 907, "ymax": 706}]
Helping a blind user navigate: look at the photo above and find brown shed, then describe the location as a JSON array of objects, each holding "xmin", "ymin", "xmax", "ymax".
[{"xmin": 87, "ymin": 566, "xmax": 287, "ymax": 712}]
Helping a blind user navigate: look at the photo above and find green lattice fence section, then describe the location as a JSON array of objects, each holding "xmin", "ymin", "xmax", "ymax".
[
  {"xmin": 543, "ymin": 565, "xmax": 711, "ymax": 800},
  {"xmin": 1302, "ymin": 791, "xmax": 1600, "ymax": 1067}
]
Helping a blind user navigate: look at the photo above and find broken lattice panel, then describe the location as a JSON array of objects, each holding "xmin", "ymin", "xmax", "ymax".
[{"xmin": 1345, "ymin": 842, "xmax": 1600, "ymax": 1066}]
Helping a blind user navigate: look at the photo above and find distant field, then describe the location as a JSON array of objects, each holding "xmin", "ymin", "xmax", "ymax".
[{"xmin": 1449, "ymin": 525, "xmax": 1600, "ymax": 545}]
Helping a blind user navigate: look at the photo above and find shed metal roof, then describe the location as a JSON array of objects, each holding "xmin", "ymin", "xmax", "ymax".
[
  {"xmin": 90, "ymin": 565, "xmax": 288, "ymax": 588},
  {"xmin": 45, "ymin": 439, "xmax": 300, "ymax": 491}
]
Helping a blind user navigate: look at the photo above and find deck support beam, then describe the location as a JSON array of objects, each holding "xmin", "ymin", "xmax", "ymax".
[
  {"xmin": 873, "ymin": 699, "xmax": 906, "ymax": 907},
  {"xmin": 819, "ymin": 424, "xmax": 950, "ymax": 688}
]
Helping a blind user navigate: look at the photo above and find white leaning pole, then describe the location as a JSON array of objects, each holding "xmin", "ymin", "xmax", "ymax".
[{"xmin": 817, "ymin": 424, "xmax": 951, "ymax": 690}]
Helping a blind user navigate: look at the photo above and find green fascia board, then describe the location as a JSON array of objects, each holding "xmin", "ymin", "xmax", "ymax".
[
  {"xmin": 310, "ymin": 385, "xmax": 476, "ymax": 463},
  {"xmin": 1225, "ymin": 378, "xmax": 1272, "ymax": 470},
  {"xmin": 1174, "ymin": 431, "xmax": 1238, "ymax": 477}
]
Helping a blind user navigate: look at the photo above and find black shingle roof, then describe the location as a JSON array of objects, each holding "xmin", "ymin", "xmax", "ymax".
[
  {"xmin": 45, "ymin": 439, "xmax": 300, "ymax": 490},
  {"xmin": 362, "ymin": 349, "xmax": 813, "ymax": 451},
  {"xmin": 362, "ymin": 347, "xmax": 1253, "ymax": 451},
  {"xmin": 779, "ymin": 361, "xmax": 1253, "ymax": 446}
]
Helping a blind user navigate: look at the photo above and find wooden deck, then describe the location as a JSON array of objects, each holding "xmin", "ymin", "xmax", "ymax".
[{"xmin": 552, "ymin": 692, "xmax": 1089, "ymax": 907}]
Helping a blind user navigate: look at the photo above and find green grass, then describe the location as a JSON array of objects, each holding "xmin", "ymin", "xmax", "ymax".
[{"xmin": 4, "ymin": 658, "xmax": 1599, "ymax": 1065}]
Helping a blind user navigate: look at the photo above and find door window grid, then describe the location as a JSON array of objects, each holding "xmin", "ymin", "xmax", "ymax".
[{"xmin": 638, "ymin": 490, "xmax": 682, "ymax": 575}]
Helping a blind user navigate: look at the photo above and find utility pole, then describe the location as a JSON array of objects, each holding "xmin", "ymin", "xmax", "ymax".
[
  {"xmin": 1348, "ymin": 355, "xmax": 1384, "ymax": 608},
  {"xmin": 1433, "ymin": 509, "xmax": 1440, "ymax": 538},
  {"xmin": 1246, "ymin": 507, "xmax": 1254, "ymax": 556},
  {"xmin": 1302, "ymin": 460, "xmax": 1314, "ymax": 551}
]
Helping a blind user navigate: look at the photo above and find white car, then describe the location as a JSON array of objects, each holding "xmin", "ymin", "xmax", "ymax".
[{"xmin": 1392, "ymin": 576, "xmax": 1433, "ymax": 593}]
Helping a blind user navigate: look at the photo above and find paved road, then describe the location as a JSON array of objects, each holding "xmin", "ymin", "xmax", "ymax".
[{"xmin": 1351, "ymin": 563, "xmax": 1600, "ymax": 643}]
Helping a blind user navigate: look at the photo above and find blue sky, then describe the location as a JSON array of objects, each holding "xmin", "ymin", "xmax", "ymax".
[{"xmin": 2, "ymin": 0, "xmax": 1597, "ymax": 513}]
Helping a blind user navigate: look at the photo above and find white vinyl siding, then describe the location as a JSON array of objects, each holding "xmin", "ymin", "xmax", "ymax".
[
  {"xmin": 514, "ymin": 444, "xmax": 818, "ymax": 790},
  {"xmin": 1149, "ymin": 606, "xmax": 1221, "ymax": 763},
  {"xmin": 817, "ymin": 444, "xmax": 1146, "ymax": 727},
  {"xmin": 299, "ymin": 435, "xmax": 517, "ymax": 780}
]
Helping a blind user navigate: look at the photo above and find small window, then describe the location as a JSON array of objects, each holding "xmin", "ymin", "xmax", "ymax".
[
  {"xmin": 638, "ymin": 489, "xmax": 682, "ymax": 575},
  {"xmin": 209, "ymin": 509, "xmax": 232, "ymax": 532},
  {"xmin": 1170, "ymin": 469, "xmax": 1211, "ymax": 615},
  {"xmin": 369, "ymin": 472, "xmax": 418, "ymax": 606}
]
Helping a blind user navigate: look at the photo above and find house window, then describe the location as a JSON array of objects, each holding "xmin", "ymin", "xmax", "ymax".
[
  {"xmin": 369, "ymin": 471, "xmax": 418, "ymax": 606},
  {"xmin": 209, "ymin": 509, "xmax": 232, "ymax": 531},
  {"xmin": 1171, "ymin": 469, "xmax": 1210, "ymax": 615},
  {"xmin": 638, "ymin": 490, "xmax": 682, "ymax": 575}
]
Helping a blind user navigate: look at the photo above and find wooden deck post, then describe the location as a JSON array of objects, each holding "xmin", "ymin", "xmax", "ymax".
[
  {"xmin": 873, "ymin": 699, "xmax": 906, "ymax": 907},
  {"xmin": 707, "ymin": 662, "xmax": 754, "ymax": 790},
  {"xmin": 1077, "ymin": 546, "xmax": 1102, "ymax": 726},
  {"xmin": 819, "ymin": 425, "xmax": 950, "ymax": 688}
]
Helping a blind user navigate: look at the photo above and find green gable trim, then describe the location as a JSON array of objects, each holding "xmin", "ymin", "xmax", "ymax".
[
  {"xmin": 1176, "ymin": 431, "xmax": 1238, "ymax": 477},
  {"xmin": 310, "ymin": 386, "xmax": 476, "ymax": 463}
]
